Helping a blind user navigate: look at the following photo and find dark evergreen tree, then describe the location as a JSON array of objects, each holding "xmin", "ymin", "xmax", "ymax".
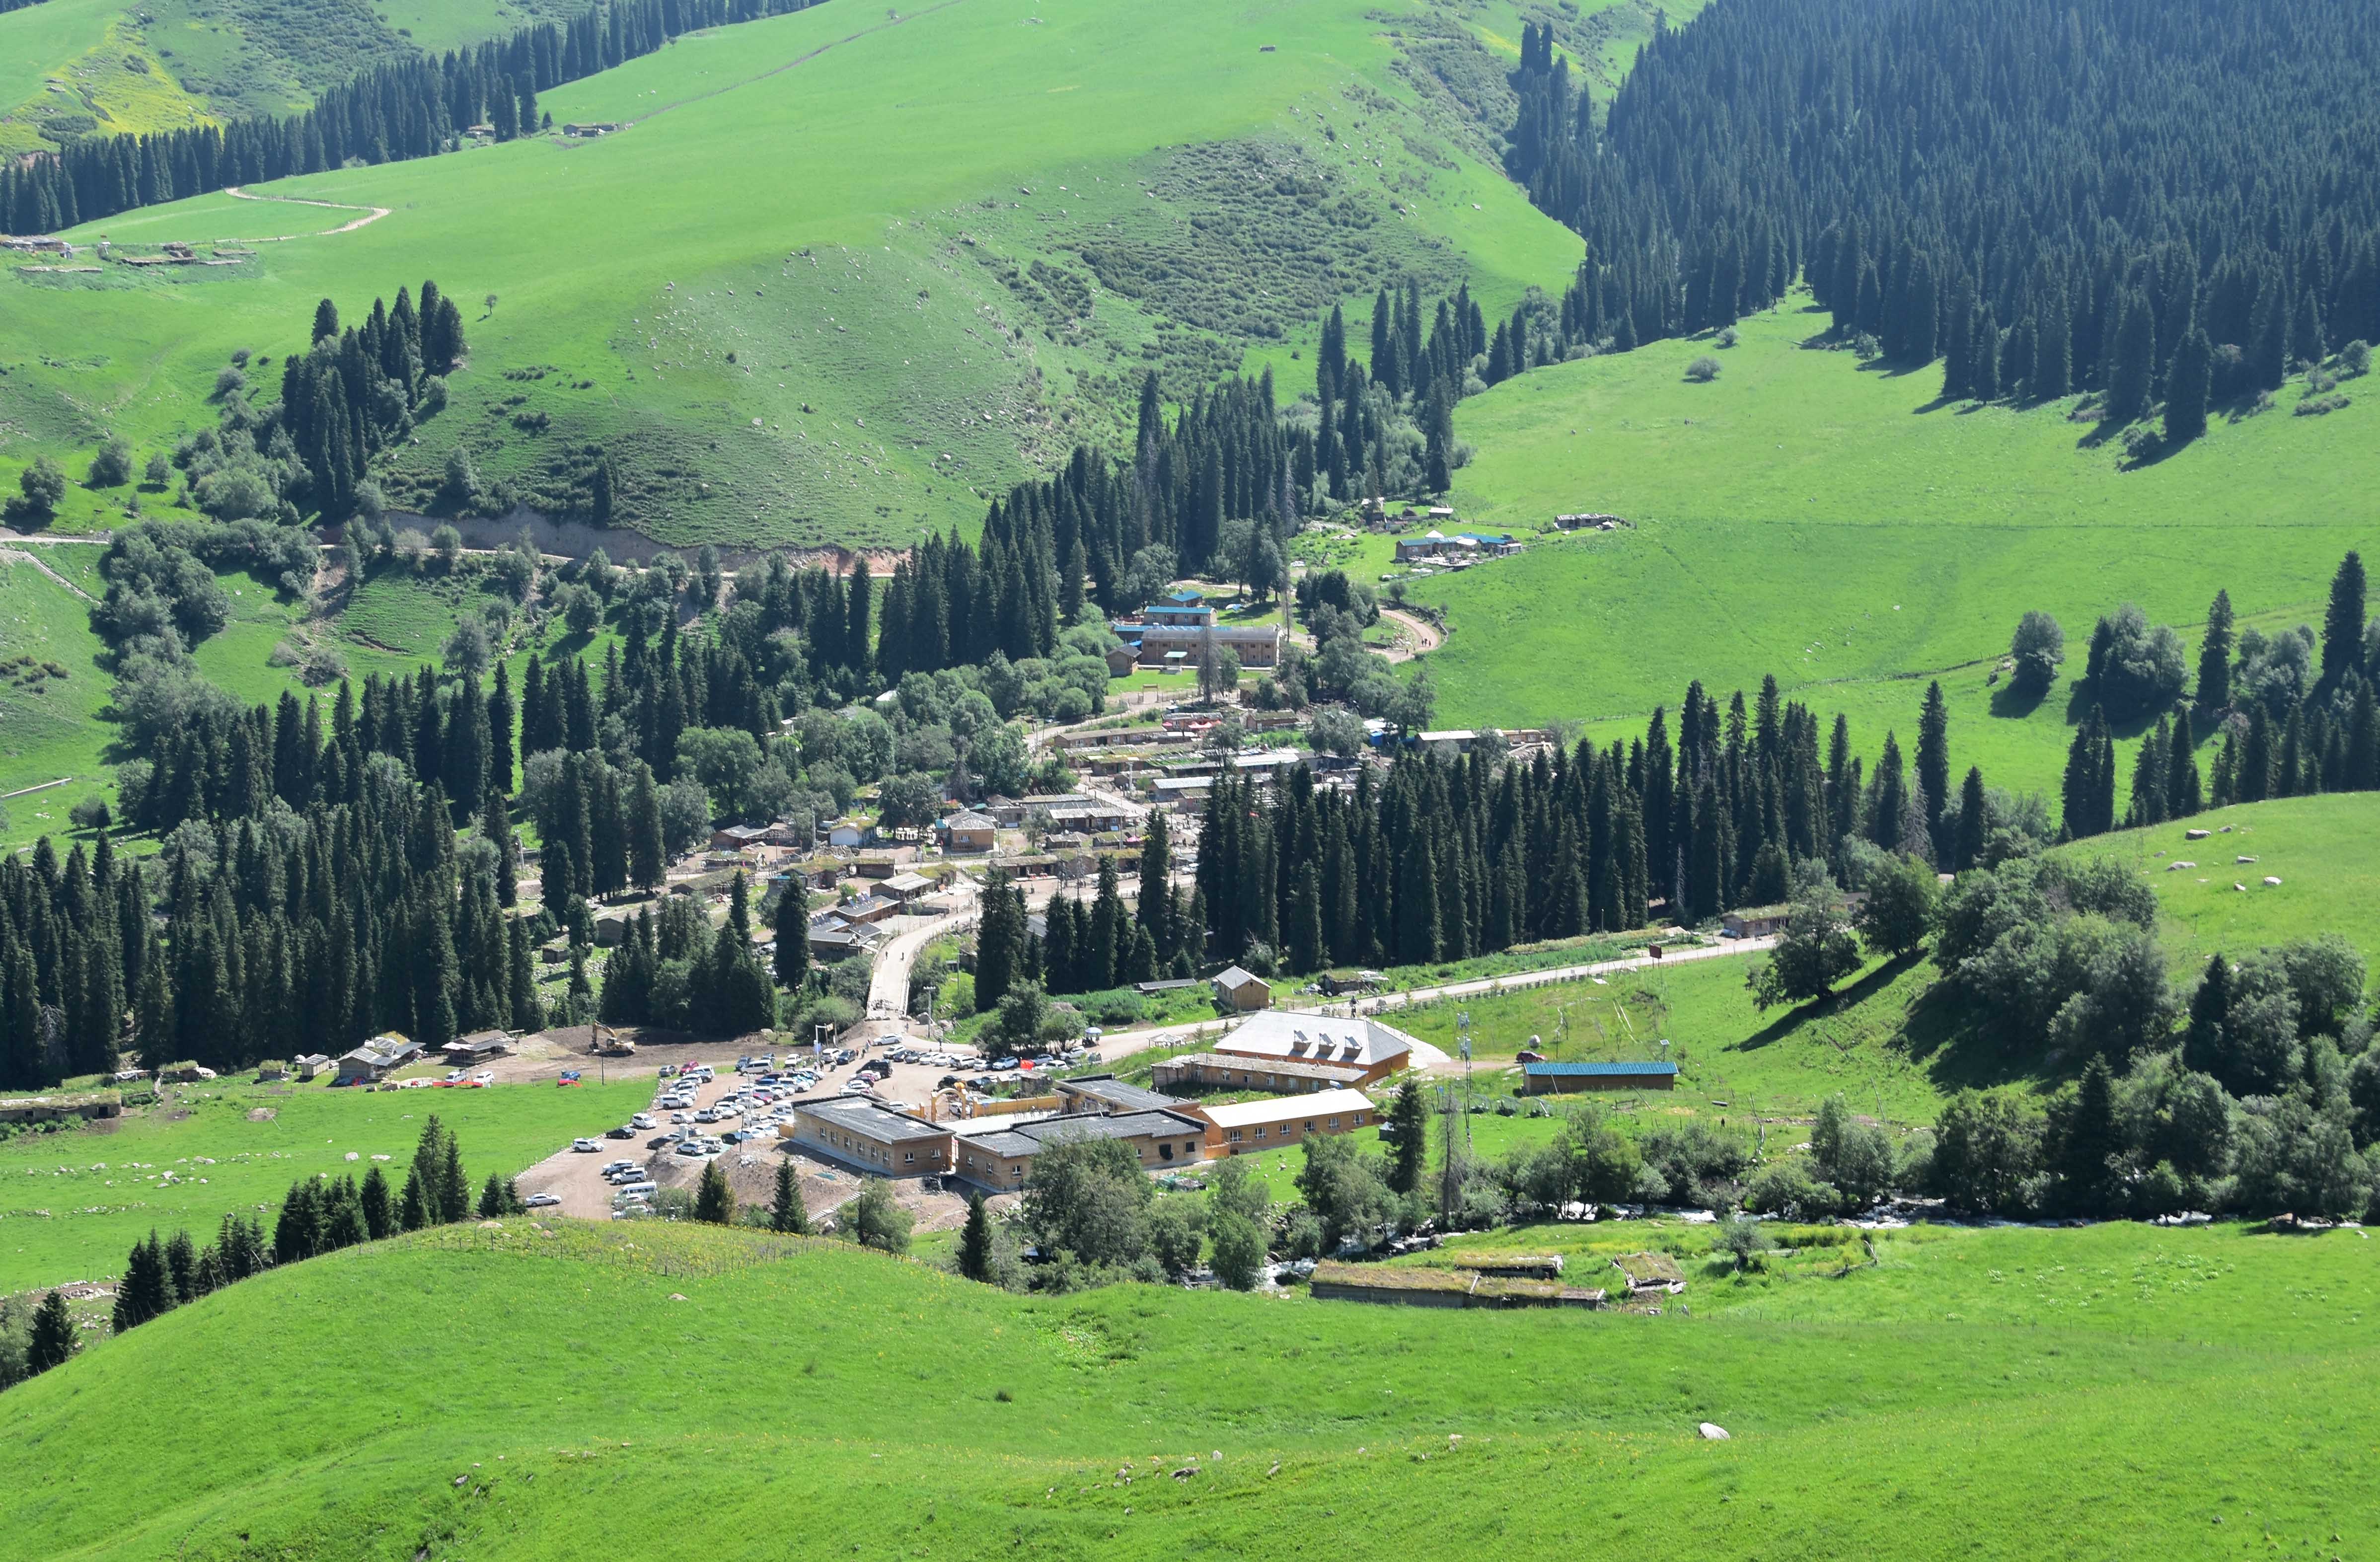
[{"xmin": 2321, "ymin": 551, "xmax": 2366, "ymax": 690}]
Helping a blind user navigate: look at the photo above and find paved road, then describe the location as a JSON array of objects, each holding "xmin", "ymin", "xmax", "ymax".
[{"xmin": 862, "ymin": 878, "xmax": 980, "ymax": 1039}]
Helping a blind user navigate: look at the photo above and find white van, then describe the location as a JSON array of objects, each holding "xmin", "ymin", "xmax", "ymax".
[{"xmin": 611, "ymin": 1180, "xmax": 657, "ymax": 1199}]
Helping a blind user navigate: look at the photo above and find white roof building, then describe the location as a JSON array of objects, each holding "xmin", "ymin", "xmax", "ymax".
[{"xmin": 1211, "ymin": 1010, "xmax": 1413, "ymax": 1078}]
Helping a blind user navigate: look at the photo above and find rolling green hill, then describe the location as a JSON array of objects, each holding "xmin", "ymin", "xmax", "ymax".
[
  {"xmin": 1379, "ymin": 794, "xmax": 2380, "ymax": 1129},
  {"xmin": 2049, "ymin": 793, "xmax": 2380, "ymax": 968},
  {"xmin": 0, "ymin": 1074, "xmax": 650, "ymax": 1292},
  {"xmin": 3, "ymin": 1217, "xmax": 2373, "ymax": 1560},
  {"xmin": 1407, "ymin": 296, "xmax": 2378, "ymax": 799},
  {"xmin": 0, "ymin": 544, "xmax": 541, "ymax": 843},
  {"xmin": 0, "ymin": 0, "xmax": 584, "ymax": 156},
  {"xmin": 4, "ymin": 0, "xmax": 1593, "ymax": 545}
]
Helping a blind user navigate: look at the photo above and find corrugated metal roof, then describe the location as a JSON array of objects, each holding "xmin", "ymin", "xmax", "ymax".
[{"xmin": 1522, "ymin": 1061, "xmax": 1679, "ymax": 1077}]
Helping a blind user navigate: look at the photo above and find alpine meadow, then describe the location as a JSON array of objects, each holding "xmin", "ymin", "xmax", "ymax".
[{"xmin": 2, "ymin": 0, "xmax": 2378, "ymax": 1558}]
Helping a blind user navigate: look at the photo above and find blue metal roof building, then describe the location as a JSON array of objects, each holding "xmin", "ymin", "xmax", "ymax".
[{"xmin": 1521, "ymin": 1059, "xmax": 1679, "ymax": 1095}]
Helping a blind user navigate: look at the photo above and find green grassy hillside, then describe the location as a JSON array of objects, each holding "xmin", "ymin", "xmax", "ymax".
[
  {"xmin": 0, "ymin": 0, "xmax": 585, "ymax": 156},
  {"xmin": 3, "ymin": 1217, "xmax": 2372, "ymax": 1559},
  {"xmin": 0, "ymin": 1075, "xmax": 650, "ymax": 1292},
  {"xmin": 1408, "ymin": 296, "xmax": 2377, "ymax": 798},
  {"xmin": 2051, "ymin": 793, "xmax": 2380, "ymax": 968},
  {"xmin": 0, "ymin": 545, "xmax": 525, "ymax": 841},
  {"xmin": 0, "ymin": 544, "xmax": 115, "ymax": 824},
  {"xmin": 5, "ymin": 0, "xmax": 1587, "ymax": 546},
  {"xmin": 1385, "ymin": 794, "xmax": 2380, "ymax": 1127}
]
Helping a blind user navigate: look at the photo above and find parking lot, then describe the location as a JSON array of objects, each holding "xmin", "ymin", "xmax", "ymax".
[{"xmin": 511, "ymin": 1032, "xmax": 1055, "ymax": 1226}]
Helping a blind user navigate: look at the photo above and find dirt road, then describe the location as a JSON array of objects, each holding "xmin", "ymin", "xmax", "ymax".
[{"xmin": 1376, "ymin": 607, "xmax": 1444, "ymax": 662}]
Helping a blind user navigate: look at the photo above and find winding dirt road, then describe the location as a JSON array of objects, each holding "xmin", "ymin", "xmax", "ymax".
[
  {"xmin": 1377, "ymin": 607, "xmax": 1444, "ymax": 661},
  {"xmin": 222, "ymin": 187, "xmax": 392, "ymax": 241}
]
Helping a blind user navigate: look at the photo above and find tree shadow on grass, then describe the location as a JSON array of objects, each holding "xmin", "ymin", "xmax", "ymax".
[
  {"xmin": 1729, "ymin": 952, "xmax": 1925, "ymax": 1053},
  {"xmin": 1897, "ymin": 979, "xmax": 2069, "ymax": 1098},
  {"xmin": 1726, "ymin": 952, "xmax": 2068, "ymax": 1101},
  {"xmin": 1988, "ymin": 677, "xmax": 2051, "ymax": 720}
]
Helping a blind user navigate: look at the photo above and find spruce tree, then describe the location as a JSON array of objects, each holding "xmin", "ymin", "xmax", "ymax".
[
  {"xmin": 1915, "ymin": 681, "xmax": 1950, "ymax": 860},
  {"xmin": 27, "ymin": 1289, "xmax": 77, "ymax": 1374},
  {"xmin": 2349, "ymin": 683, "xmax": 2380, "ymax": 792},
  {"xmin": 2182, "ymin": 953, "xmax": 2230, "ymax": 1075},
  {"xmin": 1387, "ymin": 1080, "xmax": 1428, "ymax": 1195},
  {"xmin": 2056, "ymin": 1056, "xmax": 2121, "ymax": 1216},
  {"xmin": 163, "ymin": 1229, "xmax": 197, "ymax": 1303},
  {"xmin": 2321, "ymin": 551, "xmax": 2366, "ymax": 690},
  {"xmin": 111, "ymin": 1230, "xmax": 173, "ymax": 1332},
  {"xmin": 772, "ymin": 879, "xmax": 811, "ymax": 993},
  {"xmin": 627, "ymin": 764, "xmax": 665, "ymax": 890},
  {"xmin": 2062, "ymin": 708, "xmax": 2106, "ymax": 839},
  {"xmin": 2166, "ymin": 707, "xmax": 2203, "ymax": 817},
  {"xmin": 489, "ymin": 659, "xmax": 516, "ymax": 796},
  {"xmin": 771, "ymin": 1158, "xmax": 811, "ymax": 1235},
  {"xmin": 2104, "ymin": 292, "xmax": 2156, "ymax": 425},
  {"xmin": 361, "ymin": 1165, "xmax": 392, "ymax": 1239},
  {"xmin": 694, "ymin": 1161, "xmax": 735, "ymax": 1225},
  {"xmin": 2164, "ymin": 326, "xmax": 2211, "ymax": 443},
  {"xmin": 1953, "ymin": 765, "xmax": 1987, "ymax": 872},
  {"xmin": 439, "ymin": 1131, "xmax": 470, "ymax": 1223},
  {"xmin": 974, "ymin": 874, "xmax": 1021, "ymax": 1010},
  {"xmin": 957, "ymin": 1191, "xmax": 991, "ymax": 1281},
  {"xmin": 2197, "ymin": 590, "xmax": 2234, "ymax": 711}
]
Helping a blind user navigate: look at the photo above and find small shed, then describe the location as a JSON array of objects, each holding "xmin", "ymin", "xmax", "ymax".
[
  {"xmin": 1522, "ymin": 1060, "xmax": 1679, "ymax": 1095},
  {"xmin": 1612, "ymin": 1251, "xmax": 1686, "ymax": 1296}
]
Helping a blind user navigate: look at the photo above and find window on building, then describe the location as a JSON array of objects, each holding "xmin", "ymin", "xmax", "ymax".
[
  {"xmin": 1228, "ymin": 1129, "xmax": 1242, "ymax": 1143},
  {"xmin": 1327, "ymin": 1117, "xmax": 1339, "ymax": 1130},
  {"xmin": 1159, "ymin": 1144, "xmax": 1174, "ymax": 1161},
  {"xmin": 1352, "ymin": 1114, "xmax": 1366, "ymax": 1126},
  {"xmin": 1303, "ymin": 1121, "xmax": 1315, "ymax": 1133},
  {"xmin": 903, "ymin": 1152, "xmax": 915, "ymax": 1165},
  {"xmin": 1253, "ymin": 1126, "xmax": 1267, "ymax": 1139}
]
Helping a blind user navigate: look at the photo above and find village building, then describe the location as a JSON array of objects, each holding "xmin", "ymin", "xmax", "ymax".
[
  {"xmin": 954, "ymin": 1108, "xmax": 1210, "ymax": 1189},
  {"xmin": 1721, "ymin": 904, "xmax": 1792, "ymax": 938},
  {"xmin": 783, "ymin": 1097, "xmax": 952, "ymax": 1177},
  {"xmin": 1521, "ymin": 1060, "xmax": 1679, "ymax": 1095},
  {"xmin": 1209, "ymin": 1010, "xmax": 1413, "ymax": 1084},
  {"xmin": 1393, "ymin": 530, "xmax": 1521, "ymax": 565},
  {"xmin": 1052, "ymin": 1074, "xmax": 1193, "ymax": 1116},
  {"xmin": 878, "ymin": 871, "xmax": 936, "ymax": 905},
  {"xmin": 824, "ymin": 818, "xmax": 876, "ymax": 849},
  {"xmin": 1210, "ymin": 965, "xmax": 1272, "ymax": 1012},
  {"xmin": 1150, "ymin": 1051, "xmax": 1368, "ymax": 1093},
  {"xmin": 1196, "ymin": 1088, "xmax": 1377, "ymax": 1155},
  {"xmin": 936, "ymin": 811, "xmax": 998, "ymax": 853},
  {"xmin": 1111, "ymin": 593, "xmax": 1288, "ymax": 670},
  {"xmin": 336, "ymin": 1034, "xmax": 423, "ymax": 1085},
  {"xmin": 441, "ymin": 1030, "xmax": 515, "ymax": 1065}
]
